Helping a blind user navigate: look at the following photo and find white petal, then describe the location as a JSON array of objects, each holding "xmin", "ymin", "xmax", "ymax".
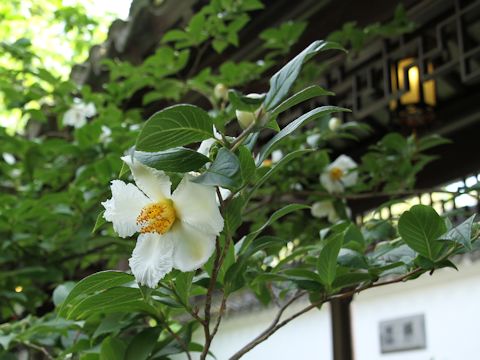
[
  {"xmin": 306, "ymin": 134, "xmax": 321, "ymax": 147},
  {"xmin": 84, "ymin": 102, "xmax": 96, "ymax": 117},
  {"xmin": 218, "ymin": 187, "xmax": 231, "ymax": 202},
  {"xmin": 271, "ymin": 150, "xmax": 283, "ymax": 163},
  {"xmin": 170, "ymin": 223, "xmax": 216, "ymax": 272},
  {"xmin": 121, "ymin": 155, "xmax": 171, "ymax": 201},
  {"xmin": 311, "ymin": 201, "xmax": 335, "ymax": 219},
  {"xmin": 331, "ymin": 155, "xmax": 357, "ymax": 172},
  {"xmin": 320, "ymin": 173, "xmax": 344, "ymax": 193},
  {"xmin": 63, "ymin": 108, "xmax": 86, "ymax": 128},
  {"xmin": 342, "ymin": 169, "xmax": 358, "ymax": 188},
  {"xmin": 102, "ymin": 180, "xmax": 150, "ymax": 237},
  {"xmin": 327, "ymin": 210, "xmax": 339, "ymax": 223},
  {"xmin": 172, "ymin": 175, "xmax": 224, "ymax": 235},
  {"xmin": 129, "ymin": 233, "xmax": 174, "ymax": 288},
  {"xmin": 197, "ymin": 138, "xmax": 216, "ymax": 157}
]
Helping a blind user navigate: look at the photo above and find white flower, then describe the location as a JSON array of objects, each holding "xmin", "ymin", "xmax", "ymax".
[
  {"xmin": 102, "ymin": 156, "xmax": 224, "ymax": 288},
  {"xmin": 328, "ymin": 117, "xmax": 342, "ymax": 131},
  {"xmin": 197, "ymin": 126, "xmax": 222, "ymax": 157},
  {"xmin": 214, "ymin": 83, "xmax": 229, "ymax": 100},
  {"xmin": 306, "ymin": 133, "xmax": 321, "ymax": 147},
  {"xmin": 63, "ymin": 99, "xmax": 96, "ymax": 128},
  {"xmin": 311, "ymin": 201, "xmax": 338, "ymax": 223},
  {"xmin": 320, "ymin": 155, "xmax": 358, "ymax": 193},
  {"xmin": 235, "ymin": 93, "xmax": 264, "ymax": 129},
  {"xmin": 100, "ymin": 126, "xmax": 112, "ymax": 144},
  {"xmin": 271, "ymin": 150, "xmax": 283, "ymax": 163}
]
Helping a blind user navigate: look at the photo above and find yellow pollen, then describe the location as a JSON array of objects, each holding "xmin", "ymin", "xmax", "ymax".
[
  {"xmin": 137, "ymin": 200, "xmax": 176, "ymax": 234},
  {"xmin": 329, "ymin": 167, "xmax": 344, "ymax": 181},
  {"xmin": 262, "ymin": 159, "xmax": 273, "ymax": 167}
]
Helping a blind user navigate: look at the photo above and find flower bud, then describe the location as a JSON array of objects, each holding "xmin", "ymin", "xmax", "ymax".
[
  {"xmin": 328, "ymin": 117, "xmax": 342, "ymax": 131},
  {"xmin": 235, "ymin": 93, "xmax": 264, "ymax": 129},
  {"xmin": 214, "ymin": 83, "xmax": 229, "ymax": 101}
]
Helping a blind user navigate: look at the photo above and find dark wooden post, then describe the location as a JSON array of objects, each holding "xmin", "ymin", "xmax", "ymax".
[{"xmin": 330, "ymin": 296, "xmax": 354, "ymax": 360}]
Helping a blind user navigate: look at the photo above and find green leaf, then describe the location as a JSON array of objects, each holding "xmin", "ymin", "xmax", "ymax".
[
  {"xmin": 417, "ymin": 135, "xmax": 451, "ymax": 152},
  {"xmin": 92, "ymin": 211, "xmax": 106, "ymax": 234},
  {"xmin": 317, "ymin": 234, "xmax": 343, "ymax": 289},
  {"xmin": 337, "ymin": 249, "xmax": 368, "ymax": 269},
  {"xmin": 270, "ymin": 85, "xmax": 334, "ymax": 117},
  {"xmin": 398, "ymin": 205, "xmax": 447, "ymax": 261},
  {"xmin": 136, "ymin": 104, "xmax": 213, "ymax": 152},
  {"xmin": 439, "ymin": 214, "xmax": 476, "ymax": 250},
  {"xmin": 257, "ymin": 106, "xmax": 349, "ymax": 165},
  {"xmin": 100, "ymin": 336, "xmax": 126, "ymax": 360},
  {"xmin": 175, "ymin": 272, "xmax": 194, "ymax": 305},
  {"xmin": 124, "ymin": 327, "xmax": 161, "ymax": 360},
  {"xmin": 192, "ymin": 148, "xmax": 240, "ymax": 188},
  {"xmin": 225, "ymin": 195, "xmax": 245, "ymax": 234},
  {"xmin": 228, "ymin": 90, "xmax": 264, "ymax": 112},
  {"xmin": 225, "ymin": 236, "xmax": 287, "ymax": 293},
  {"xmin": 332, "ymin": 271, "xmax": 372, "ymax": 290},
  {"xmin": 239, "ymin": 204, "xmax": 309, "ymax": 254},
  {"xmin": 66, "ymin": 287, "xmax": 157, "ymax": 320},
  {"xmin": 59, "ymin": 271, "xmax": 134, "ymax": 317},
  {"xmin": 248, "ymin": 149, "xmax": 313, "ymax": 201},
  {"xmin": 238, "ymin": 146, "xmax": 256, "ymax": 185},
  {"xmin": 52, "ymin": 281, "xmax": 76, "ymax": 307},
  {"xmin": 134, "ymin": 148, "xmax": 210, "ymax": 172},
  {"xmin": 264, "ymin": 40, "xmax": 345, "ymax": 109}
]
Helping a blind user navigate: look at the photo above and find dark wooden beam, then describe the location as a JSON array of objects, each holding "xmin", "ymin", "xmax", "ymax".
[{"xmin": 330, "ymin": 296, "xmax": 354, "ymax": 360}]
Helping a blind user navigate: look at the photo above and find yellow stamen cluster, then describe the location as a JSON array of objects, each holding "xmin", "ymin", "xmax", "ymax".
[
  {"xmin": 137, "ymin": 200, "xmax": 176, "ymax": 234},
  {"xmin": 329, "ymin": 167, "xmax": 344, "ymax": 181}
]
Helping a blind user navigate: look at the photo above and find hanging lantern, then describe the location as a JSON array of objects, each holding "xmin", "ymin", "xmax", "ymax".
[{"xmin": 389, "ymin": 58, "xmax": 436, "ymax": 128}]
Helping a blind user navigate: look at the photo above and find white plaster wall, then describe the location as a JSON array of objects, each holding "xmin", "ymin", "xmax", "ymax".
[
  {"xmin": 172, "ymin": 302, "xmax": 333, "ymax": 360},
  {"xmin": 174, "ymin": 259, "xmax": 480, "ymax": 360},
  {"xmin": 208, "ymin": 302, "xmax": 333, "ymax": 360},
  {"xmin": 352, "ymin": 259, "xmax": 480, "ymax": 360}
]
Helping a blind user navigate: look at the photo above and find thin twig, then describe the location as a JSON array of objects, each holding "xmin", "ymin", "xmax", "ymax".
[
  {"xmin": 24, "ymin": 342, "xmax": 53, "ymax": 360},
  {"xmin": 294, "ymin": 188, "xmax": 478, "ymax": 200},
  {"xmin": 200, "ymin": 237, "xmax": 222, "ymax": 360},
  {"xmin": 163, "ymin": 322, "xmax": 193, "ymax": 360},
  {"xmin": 229, "ymin": 268, "xmax": 423, "ymax": 360},
  {"xmin": 230, "ymin": 121, "xmax": 257, "ymax": 152},
  {"xmin": 210, "ymin": 293, "xmax": 228, "ymax": 339},
  {"xmin": 167, "ymin": 286, "xmax": 206, "ymax": 326},
  {"xmin": 200, "ymin": 203, "xmax": 233, "ymax": 359}
]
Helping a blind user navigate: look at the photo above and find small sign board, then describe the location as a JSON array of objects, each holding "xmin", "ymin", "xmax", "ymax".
[{"xmin": 379, "ymin": 314, "xmax": 426, "ymax": 353}]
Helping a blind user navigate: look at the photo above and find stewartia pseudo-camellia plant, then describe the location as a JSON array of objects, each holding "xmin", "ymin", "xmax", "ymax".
[
  {"xmin": 68, "ymin": 40, "xmax": 475, "ymax": 360},
  {"xmin": 1, "ymin": 4, "xmax": 477, "ymax": 358}
]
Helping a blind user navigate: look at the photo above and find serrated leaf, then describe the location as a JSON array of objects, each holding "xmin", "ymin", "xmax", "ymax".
[
  {"xmin": 67, "ymin": 287, "xmax": 157, "ymax": 320},
  {"xmin": 439, "ymin": 214, "xmax": 476, "ymax": 250},
  {"xmin": 134, "ymin": 148, "xmax": 210, "ymax": 172},
  {"xmin": 59, "ymin": 271, "xmax": 134, "ymax": 317},
  {"xmin": 264, "ymin": 40, "xmax": 345, "ymax": 110},
  {"xmin": 228, "ymin": 90, "xmax": 264, "ymax": 112},
  {"xmin": 192, "ymin": 148, "xmax": 240, "ymax": 188},
  {"xmin": 257, "ymin": 106, "xmax": 349, "ymax": 165},
  {"xmin": 398, "ymin": 205, "xmax": 447, "ymax": 261},
  {"xmin": 124, "ymin": 327, "xmax": 161, "ymax": 360},
  {"xmin": 136, "ymin": 104, "xmax": 213, "ymax": 152},
  {"xmin": 317, "ymin": 234, "xmax": 343, "ymax": 289},
  {"xmin": 100, "ymin": 336, "xmax": 126, "ymax": 360},
  {"xmin": 271, "ymin": 85, "xmax": 334, "ymax": 117}
]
